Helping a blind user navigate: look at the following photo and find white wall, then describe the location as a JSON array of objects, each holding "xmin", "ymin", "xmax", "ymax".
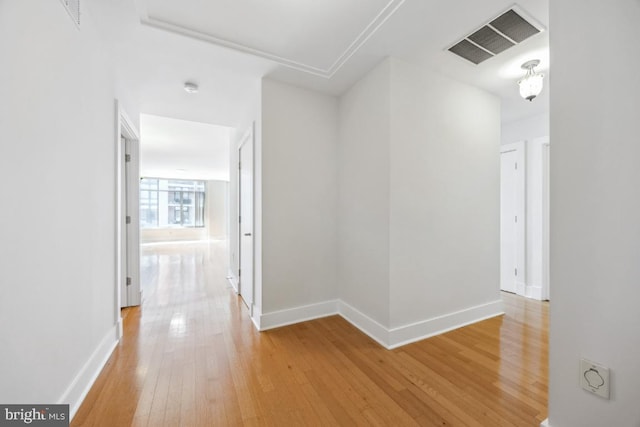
[
  {"xmin": 548, "ymin": 1, "xmax": 640, "ymax": 426},
  {"xmin": 389, "ymin": 58, "xmax": 501, "ymax": 329},
  {"xmin": 261, "ymin": 79, "xmax": 339, "ymax": 313},
  {"xmin": 0, "ymin": 0, "xmax": 121, "ymax": 409},
  {"xmin": 338, "ymin": 60, "xmax": 392, "ymax": 327},
  {"xmin": 207, "ymin": 180, "xmax": 228, "ymax": 239},
  {"xmin": 336, "ymin": 58, "xmax": 502, "ymax": 345},
  {"xmin": 501, "ymin": 112, "xmax": 549, "ymax": 146}
]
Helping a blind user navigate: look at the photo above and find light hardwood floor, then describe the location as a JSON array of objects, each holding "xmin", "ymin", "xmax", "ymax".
[{"xmin": 72, "ymin": 241, "xmax": 548, "ymax": 426}]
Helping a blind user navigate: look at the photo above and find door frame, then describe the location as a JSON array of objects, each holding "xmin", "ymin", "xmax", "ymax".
[
  {"xmin": 115, "ymin": 100, "xmax": 141, "ymax": 338},
  {"xmin": 500, "ymin": 141, "xmax": 526, "ymax": 297},
  {"xmin": 238, "ymin": 125, "xmax": 255, "ymax": 316},
  {"xmin": 538, "ymin": 137, "xmax": 550, "ymax": 300}
]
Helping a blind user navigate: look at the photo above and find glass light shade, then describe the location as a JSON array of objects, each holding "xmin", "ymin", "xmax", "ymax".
[{"xmin": 518, "ymin": 72, "xmax": 544, "ymax": 101}]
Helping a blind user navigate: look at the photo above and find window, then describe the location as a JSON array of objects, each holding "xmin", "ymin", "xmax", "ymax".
[{"xmin": 140, "ymin": 178, "xmax": 206, "ymax": 228}]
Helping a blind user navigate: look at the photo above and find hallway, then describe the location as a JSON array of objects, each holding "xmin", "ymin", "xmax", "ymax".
[{"xmin": 72, "ymin": 241, "xmax": 548, "ymax": 426}]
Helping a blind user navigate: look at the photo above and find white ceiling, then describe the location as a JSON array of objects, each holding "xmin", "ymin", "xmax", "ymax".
[
  {"xmin": 139, "ymin": 114, "xmax": 231, "ymax": 181},
  {"xmin": 138, "ymin": 0, "xmax": 403, "ymax": 76},
  {"xmin": 118, "ymin": 0, "xmax": 550, "ymax": 179},
  {"xmin": 131, "ymin": 0, "xmax": 549, "ymax": 125}
]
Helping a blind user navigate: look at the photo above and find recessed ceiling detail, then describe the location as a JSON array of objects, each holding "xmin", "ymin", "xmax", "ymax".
[
  {"xmin": 448, "ymin": 6, "xmax": 543, "ymax": 65},
  {"xmin": 138, "ymin": 0, "xmax": 406, "ymax": 78}
]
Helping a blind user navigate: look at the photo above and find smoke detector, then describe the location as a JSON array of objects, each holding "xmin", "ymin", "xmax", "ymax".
[{"xmin": 184, "ymin": 82, "xmax": 199, "ymax": 94}]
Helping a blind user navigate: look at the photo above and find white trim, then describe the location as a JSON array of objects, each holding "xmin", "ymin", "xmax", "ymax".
[
  {"xmin": 116, "ymin": 317, "xmax": 123, "ymax": 340},
  {"xmin": 58, "ymin": 0, "xmax": 80, "ymax": 28},
  {"xmin": 115, "ymin": 100, "xmax": 141, "ymax": 318},
  {"xmin": 387, "ymin": 300, "xmax": 505, "ymax": 349},
  {"xmin": 59, "ymin": 325, "xmax": 118, "ymax": 421},
  {"xmin": 253, "ymin": 299, "xmax": 504, "ymax": 350},
  {"xmin": 251, "ymin": 304, "xmax": 262, "ymax": 330},
  {"xmin": 258, "ymin": 300, "xmax": 339, "ymax": 331},
  {"xmin": 337, "ymin": 300, "xmax": 390, "ymax": 348},
  {"xmin": 516, "ymin": 282, "xmax": 527, "ymax": 297},
  {"xmin": 526, "ymin": 285, "xmax": 544, "ymax": 301},
  {"xmin": 325, "ymin": 0, "xmax": 406, "ymax": 76},
  {"xmin": 541, "ymin": 419, "xmax": 550, "ymax": 427},
  {"xmin": 139, "ymin": 0, "xmax": 406, "ymax": 79},
  {"xmin": 238, "ymin": 124, "xmax": 255, "ymax": 312},
  {"xmin": 500, "ymin": 141, "xmax": 527, "ymax": 298},
  {"xmin": 536, "ymin": 136, "xmax": 551, "ymax": 301},
  {"xmin": 141, "ymin": 18, "xmax": 328, "ymax": 78},
  {"xmin": 226, "ymin": 271, "xmax": 239, "ymax": 294}
]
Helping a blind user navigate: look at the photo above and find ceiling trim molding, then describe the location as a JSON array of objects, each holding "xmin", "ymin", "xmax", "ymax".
[
  {"xmin": 141, "ymin": 17, "xmax": 329, "ymax": 77},
  {"xmin": 140, "ymin": 0, "xmax": 406, "ymax": 79},
  {"xmin": 326, "ymin": 0, "xmax": 405, "ymax": 76}
]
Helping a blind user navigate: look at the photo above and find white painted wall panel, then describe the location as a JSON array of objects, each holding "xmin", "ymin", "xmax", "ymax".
[
  {"xmin": 388, "ymin": 58, "xmax": 501, "ymax": 328},
  {"xmin": 337, "ymin": 60, "xmax": 392, "ymax": 326},
  {"xmin": 261, "ymin": 79, "xmax": 339, "ymax": 313},
  {"xmin": 548, "ymin": 1, "xmax": 640, "ymax": 425},
  {"xmin": 0, "ymin": 0, "xmax": 118, "ymax": 404}
]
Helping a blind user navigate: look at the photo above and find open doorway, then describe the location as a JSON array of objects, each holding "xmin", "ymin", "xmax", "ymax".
[
  {"xmin": 500, "ymin": 119, "xmax": 550, "ymax": 301},
  {"xmin": 116, "ymin": 103, "xmax": 141, "ymax": 313},
  {"xmin": 137, "ymin": 114, "xmax": 233, "ymax": 301}
]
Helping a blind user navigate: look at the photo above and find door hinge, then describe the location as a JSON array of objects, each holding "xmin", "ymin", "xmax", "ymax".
[
  {"xmin": 238, "ymin": 269, "xmax": 241, "ymax": 277},
  {"xmin": 515, "ymin": 162, "xmax": 518, "ymax": 170},
  {"xmin": 126, "ymin": 277, "xmax": 132, "ymax": 286},
  {"xmin": 126, "ymin": 215, "xmax": 131, "ymax": 224},
  {"xmin": 125, "ymin": 154, "xmax": 131, "ymax": 162},
  {"xmin": 515, "ymin": 268, "xmax": 518, "ymax": 276},
  {"xmin": 515, "ymin": 215, "xmax": 517, "ymax": 223}
]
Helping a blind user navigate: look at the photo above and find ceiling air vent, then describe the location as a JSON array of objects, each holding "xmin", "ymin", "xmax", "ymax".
[{"xmin": 448, "ymin": 7, "xmax": 543, "ymax": 65}]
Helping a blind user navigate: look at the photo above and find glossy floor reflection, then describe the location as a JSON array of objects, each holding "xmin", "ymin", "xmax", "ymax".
[{"xmin": 72, "ymin": 241, "xmax": 548, "ymax": 426}]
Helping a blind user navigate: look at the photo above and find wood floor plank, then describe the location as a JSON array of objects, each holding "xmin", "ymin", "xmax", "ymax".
[{"xmin": 71, "ymin": 241, "xmax": 548, "ymax": 426}]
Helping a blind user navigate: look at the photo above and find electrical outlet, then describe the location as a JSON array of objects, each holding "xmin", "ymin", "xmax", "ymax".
[{"xmin": 580, "ymin": 358, "xmax": 610, "ymax": 399}]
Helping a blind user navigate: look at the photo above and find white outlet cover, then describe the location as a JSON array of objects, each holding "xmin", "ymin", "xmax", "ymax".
[{"xmin": 580, "ymin": 358, "xmax": 610, "ymax": 399}]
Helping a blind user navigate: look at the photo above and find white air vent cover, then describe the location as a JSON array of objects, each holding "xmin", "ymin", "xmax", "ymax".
[
  {"xmin": 448, "ymin": 7, "xmax": 543, "ymax": 65},
  {"xmin": 59, "ymin": 0, "xmax": 80, "ymax": 26}
]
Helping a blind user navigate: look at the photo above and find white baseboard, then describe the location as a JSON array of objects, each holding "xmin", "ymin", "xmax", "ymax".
[
  {"xmin": 227, "ymin": 271, "xmax": 239, "ymax": 293},
  {"xmin": 541, "ymin": 418, "xmax": 550, "ymax": 427},
  {"xmin": 337, "ymin": 300, "xmax": 390, "ymax": 348},
  {"xmin": 251, "ymin": 304, "xmax": 262, "ymax": 330},
  {"xmin": 59, "ymin": 325, "xmax": 118, "ymax": 421},
  {"xmin": 516, "ymin": 281, "xmax": 527, "ymax": 297},
  {"xmin": 526, "ymin": 285, "xmax": 544, "ymax": 301},
  {"xmin": 116, "ymin": 316, "xmax": 123, "ymax": 339},
  {"xmin": 387, "ymin": 300, "xmax": 505, "ymax": 349},
  {"xmin": 254, "ymin": 298, "xmax": 504, "ymax": 350},
  {"xmin": 258, "ymin": 300, "xmax": 338, "ymax": 331}
]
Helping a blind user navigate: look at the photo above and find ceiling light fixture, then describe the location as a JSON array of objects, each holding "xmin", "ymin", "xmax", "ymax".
[
  {"xmin": 184, "ymin": 82, "xmax": 199, "ymax": 94},
  {"xmin": 518, "ymin": 59, "xmax": 543, "ymax": 101}
]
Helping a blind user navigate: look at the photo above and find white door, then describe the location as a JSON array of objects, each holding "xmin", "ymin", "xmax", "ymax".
[
  {"xmin": 121, "ymin": 137, "xmax": 141, "ymax": 307},
  {"xmin": 500, "ymin": 143, "xmax": 525, "ymax": 294},
  {"xmin": 238, "ymin": 131, "xmax": 254, "ymax": 312}
]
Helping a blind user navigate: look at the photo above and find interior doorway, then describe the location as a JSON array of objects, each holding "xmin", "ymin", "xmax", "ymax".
[
  {"xmin": 238, "ymin": 126, "xmax": 255, "ymax": 314},
  {"xmin": 120, "ymin": 135, "xmax": 141, "ymax": 308},
  {"xmin": 137, "ymin": 114, "xmax": 233, "ymax": 303},
  {"xmin": 500, "ymin": 138, "xmax": 550, "ymax": 300},
  {"xmin": 500, "ymin": 141, "xmax": 526, "ymax": 295},
  {"xmin": 116, "ymin": 102, "xmax": 142, "ymax": 337}
]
